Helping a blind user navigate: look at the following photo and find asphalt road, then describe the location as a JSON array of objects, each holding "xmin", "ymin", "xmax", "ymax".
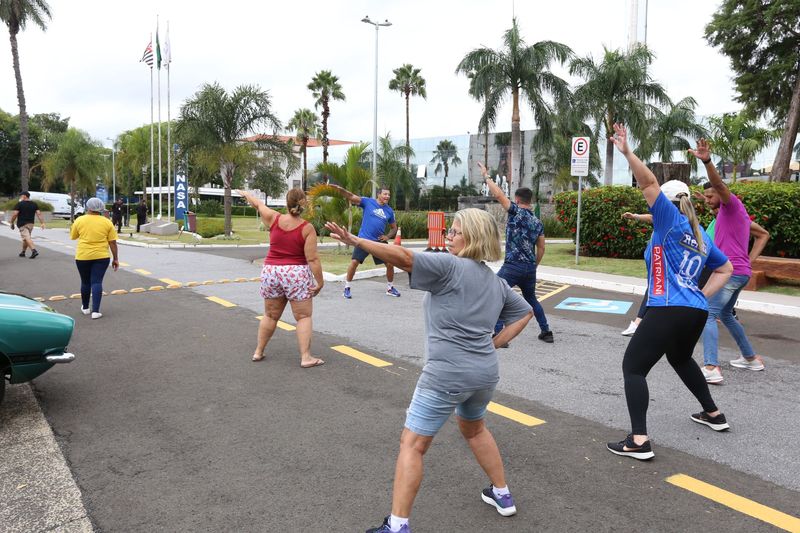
[{"xmin": 1, "ymin": 228, "xmax": 799, "ymax": 532}]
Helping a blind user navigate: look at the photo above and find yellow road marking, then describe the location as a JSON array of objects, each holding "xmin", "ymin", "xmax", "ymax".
[
  {"xmin": 148, "ymin": 286, "xmax": 165, "ymax": 291},
  {"xmin": 666, "ymin": 474, "xmax": 800, "ymax": 532},
  {"xmin": 159, "ymin": 278, "xmax": 182, "ymax": 286},
  {"xmin": 538, "ymin": 283, "xmax": 571, "ymax": 302},
  {"xmin": 134, "ymin": 268, "xmax": 151, "ymax": 275},
  {"xmin": 48, "ymin": 295, "xmax": 67, "ymax": 301},
  {"xmin": 185, "ymin": 281, "xmax": 200, "ymax": 287},
  {"xmin": 110, "ymin": 289, "xmax": 128, "ymax": 295},
  {"xmin": 249, "ymin": 276, "xmax": 261, "ymax": 282},
  {"xmin": 166, "ymin": 284, "xmax": 182, "ymax": 289},
  {"xmin": 130, "ymin": 287, "xmax": 146, "ymax": 293},
  {"xmin": 235, "ymin": 277, "xmax": 249, "ymax": 282},
  {"xmin": 69, "ymin": 293, "xmax": 81, "ymax": 299},
  {"xmin": 277, "ymin": 321, "xmax": 296, "ymax": 331},
  {"xmin": 119, "ymin": 261, "xmax": 130, "ymax": 267},
  {"xmin": 217, "ymin": 278, "xmax": 231, "ymax": 284},
  {"xmin": 331, "ymin": 345, "xmax": 393, "ymax": 368},
  {"xmin": 487, "ymin": 402, "xmax": 546, "ymax": 427},
  {"xmin": 202, "ymin": 280, "xmax": 215, "ymax": 285},
  {"xmin": 206, "ymin": 296, "xmax": 236, "ymax": 308},
  {"xmin": 34, "ymin": 297, "xmax": 45, "ymax": 302}
]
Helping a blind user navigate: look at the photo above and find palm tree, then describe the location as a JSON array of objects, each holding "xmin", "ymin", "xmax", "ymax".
[
  {"xmin": 430, "ymin": 139, "xmax": 462, "ymax": 210},
  {"xmin": 388, "ymin": 64, "xmax": 426, "ymax": 171},
  {"xmin": 287, "ymin": 108, "xmax": 320, "ymax": 191},
  {"xmin": 42, "ymin": 128, "xmax": 103, "ymax": 221},
  {"xmin": 457, "ymin": 17, "xmax": 572, "ymax": 192},
  {"xmin": 707, "ymin": 112, "xmax": 780, "ymax": 182},
  {"xmin": 1, "ymin": 0, "xmax": 51, "ymax": 191},
  {"xmin": 635, "ymin": 97, "xmax": 707, "ymax": 163},
  {"xmin": 176, "ymin": 82, "xmax": 288, "ymax": 236},
  {"xmin": 466, "ymin": 65, "xmax": 499, "ymax": 169},
  {"xmin": 308, "ymin": 70, "xmax": 345, "ymax": 164},
  {"xmin": 570, "ymin": 44, "xmax": 670, "ymax": 185},
  {"xmin": 363, "ymin": 133, "xmax": 416, "ymax": 210}
]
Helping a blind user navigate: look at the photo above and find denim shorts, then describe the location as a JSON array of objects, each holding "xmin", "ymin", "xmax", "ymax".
[{"xmin": 404, "ymin": 385, "xmax": 496, "ymax": 437}]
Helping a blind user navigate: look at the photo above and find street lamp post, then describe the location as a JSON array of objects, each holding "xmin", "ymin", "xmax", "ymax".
[
  {"xmin": 361, "ymin": 15, "xmax": 391, "ymax": 198},
  {"xmin": 106, "ymin": 138, "xmax": 116, "ymax": 202}
]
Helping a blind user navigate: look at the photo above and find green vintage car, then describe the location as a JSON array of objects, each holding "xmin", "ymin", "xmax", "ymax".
[{"xmin": 0, "ymin": 291, "xmax": 75, "ymax": 406}]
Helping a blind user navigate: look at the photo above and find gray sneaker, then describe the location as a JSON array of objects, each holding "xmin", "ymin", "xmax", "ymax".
[
  {"xmin": 730, "ymin": 356, "xmax": 764, "ymax": 371},
  {"xmin": 701, "ymin": 366, "xmax": 724, "ymax": 384}
]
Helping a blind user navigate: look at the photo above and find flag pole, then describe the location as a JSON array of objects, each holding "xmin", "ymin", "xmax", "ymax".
[
  {"xmin": 149, "ymin": 38, "xmax": 155, "ymax": 219},
  {"xmin": 156, "ymin": 16, "xmax": 163, "ymax": 220},
  {"xmin": 166, "ymin": 21, "xmax": 172, "ymax": 222}
]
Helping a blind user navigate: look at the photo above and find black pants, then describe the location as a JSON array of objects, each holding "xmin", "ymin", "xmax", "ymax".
[
  {"xmin": 113, "ymin": 216, "xmax": 122, "ymax": 232},
  {"xmin": 623, "ymin": 306, "xmax": 718, "ymax": 435}
]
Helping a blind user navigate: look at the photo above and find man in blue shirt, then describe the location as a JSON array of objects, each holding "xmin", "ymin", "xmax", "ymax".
[
  {"xmin": 479, "ymin": 163, "xmax": 553, "ymax": 343},
  {"xmin": 329, "ymin": 184, "xmax": 400, "ymax": 298}
]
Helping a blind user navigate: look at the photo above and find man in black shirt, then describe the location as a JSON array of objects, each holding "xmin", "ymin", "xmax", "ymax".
[
  {"xmin": 9, "ymin": 191, "xmax": 46, "ymax": 258},
  {"xmin": 111, "ymin": 198, "xmax": 126, "ymax": 232}
]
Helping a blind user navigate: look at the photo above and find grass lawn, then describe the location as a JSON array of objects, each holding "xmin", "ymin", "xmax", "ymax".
[
  {"xmin": 758, "ymin": 284, "xmax": 800, "ymax": 297},
  {"xmin": 540, "ymin": 243, "xmax": 647, "ymax": 278}
]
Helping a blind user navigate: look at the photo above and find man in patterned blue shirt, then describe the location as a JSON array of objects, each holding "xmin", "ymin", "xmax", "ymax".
[{"xmin": 479, "ymin": 163, "xmax": 553, "ymax": 343}]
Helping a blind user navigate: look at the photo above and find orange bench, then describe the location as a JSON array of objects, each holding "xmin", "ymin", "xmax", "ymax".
[{"xmin": 746, "ymin": 257, "xmax": 800, "ymax": 290}]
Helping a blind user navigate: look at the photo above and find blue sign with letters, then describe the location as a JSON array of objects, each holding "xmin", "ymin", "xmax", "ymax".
[
  {"xmin": 174, "ymin": 172, "xmax": 188, "ymax": 223},
  {"xmin": 95, "ymin": 185, "xmax": 107, "ymax": 203},
  {"xmin": 555, "ymin": 297, "xmax": 633, "ymax": 315}
]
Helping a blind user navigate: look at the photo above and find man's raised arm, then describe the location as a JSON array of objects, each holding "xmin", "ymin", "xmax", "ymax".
[
  {"xmin": 689, "ymin": 139, "xmax": 730, "ymax": 204},
  {"xmin": 329, "ymin": 183, "xmax": 361, "ymax": 205},
  {"xmin": 477, "ymin": 162, "xmax": 511, "ymax": 211}
]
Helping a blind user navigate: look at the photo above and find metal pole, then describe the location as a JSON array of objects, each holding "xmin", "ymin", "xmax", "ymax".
[
  {"xmin": 111, "ymin": 147, "xmax": 116, "ymax": 202},
  {"xmin": 150, "ymin": 66, "xmax": 155, "ymax": 218},
  {"xmin": 372, "ymin": 24, "xmax": 378, "ymax": 198},
  {"xmin": 575, "ymin": 176, "xmax": 582, "ymax": 265}
]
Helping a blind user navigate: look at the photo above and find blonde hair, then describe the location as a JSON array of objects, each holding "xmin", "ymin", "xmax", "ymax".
[
  {"xmin": 286, "ymin": 188, "xmax": 306, "ymax": 216},
  {"xmin": 678, "ymin": 194, "xmax": 706, "ymax": 253},
  {"xmin": 453, "ymin": 208, "xmax": 503, "ymax": 262}
]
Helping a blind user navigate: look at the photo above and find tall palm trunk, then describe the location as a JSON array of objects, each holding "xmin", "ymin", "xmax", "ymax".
[
  {"xmin": 484, "ymin": 129, "xmax": 489, "ymax": 169},
  {"xmin": 604, "ymin": 115, "xmax": 615, "ymax": 186},
  {"xmin": 302, "ymin": 138, "xmax": 308, "ymax": 190},
  {"xmin": 69, "ymin": 177, "xmax": 76, "ymax": 222},
  {"xmin": 404, "ymin": 90, "xmax": 411, "ymax": 211},
  {"xmin": 443, "ymin": 162, "xmax": 449, "ymax": 210},
  {"xmin": 510, "ymin": 88, "xmax": 521, "ymax": 191},
  {"xmin": 321, "ymin": 99, "xmax": 330, "ymax": 163},
  {"xmin": 221, "ymin": 162, "xmax": 235, "ymax": 236},
  {"xmin": 771, "ymin": 74, "xmax": 800, "ymax": 182},
  {"xmin": 9, "ymin": 29, "xmax": 30, "ymax": 191}
]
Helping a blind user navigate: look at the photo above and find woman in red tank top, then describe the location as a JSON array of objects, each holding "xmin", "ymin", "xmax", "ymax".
[{"xmin": 239, "ymin": 189, "xmax": 324, "ymax": 368}]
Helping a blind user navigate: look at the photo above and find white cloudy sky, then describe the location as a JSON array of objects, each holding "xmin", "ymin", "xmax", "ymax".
[{"xmin": 0, "ymin": 0, "xmax": 738, "ymax": 149}]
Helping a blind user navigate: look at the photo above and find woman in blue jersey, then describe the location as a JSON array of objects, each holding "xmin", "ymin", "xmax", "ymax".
[{"xmin": 606, "ymin": 123, "xmax": 734, "ymax": 460}]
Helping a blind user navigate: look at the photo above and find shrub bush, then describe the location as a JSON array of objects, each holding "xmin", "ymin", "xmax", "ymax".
[
  {"xmin": 196, "ymin": 217, "xmax": 225, "ymax": 238},
  {"xmin": 395, "ymin": 211, "xmax": 429, "ymax": 239},
  {"xmin": 2, "ymin": 198, "xmax": 55, "ymax": 212},
  {"xmin": 197, "ymin": 199, "xmax": 222, "ymax": 217},
  {"xmin": 555, "ymin": 182, "xmax": 800, "ymax": 259},
  {"xmin": 541, "ymin": 216, "xmax": 570, "ymax": 238}
]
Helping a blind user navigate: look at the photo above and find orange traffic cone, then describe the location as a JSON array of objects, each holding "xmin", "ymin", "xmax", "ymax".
[{"xmin": 394, "ymin": 226, "xmax": 402, "ymax": 245}]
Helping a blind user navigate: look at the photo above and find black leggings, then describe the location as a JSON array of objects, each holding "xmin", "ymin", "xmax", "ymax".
[{"xmin": 623, "ymin": 306, "xmax": 718, "ymax": 435}]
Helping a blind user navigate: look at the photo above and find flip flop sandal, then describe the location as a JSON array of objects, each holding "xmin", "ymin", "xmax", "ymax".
[
  {"xmin": 300, "ymin": 359, "xmax": 325, "ymax": 368},
  {"xmin": 252, "ymin": 353, "xmax": 266, "ymax": 362}
]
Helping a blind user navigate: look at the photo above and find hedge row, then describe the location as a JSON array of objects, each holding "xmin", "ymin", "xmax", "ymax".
[
  {"xmin": 2, "ymin": 198, "xmax": 55, "ymax": 212},
  {"xmin": 555, "ymin": 182, "xmax": 800, "ymax": 259}
]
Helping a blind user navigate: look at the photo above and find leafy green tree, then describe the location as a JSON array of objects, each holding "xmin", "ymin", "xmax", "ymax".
[
  {"xmin": 388, "ymin": 64, "xmax": 426, "ymax": 170},
  {"xmin": 0, "ymin": 0, "xmax": 51, "ymax": 191},
  {"xmin": 362, "ymin": 133, "xmax": 416, "ymax": 210},
  {"xmin": 570, "ymin": 45, "xmax": 669, "ymax": 185},
  {"xmin": 176, "ymin": 82, "xmax": 288, "ymax": 236},
  {"xmin": 42, "ymin": 128, "xmax": 103, "ymax": 220},
  {"xmin": 0, "ymin": 108, "xmax": 21, "ymax": 195},
  {"xmin": 635, "ymin": 97, "xmax": 707, "ymax": 163},
  {"xmin": 308, "ymin": 70, "xmax": 345, "ymax": 164},
  {"xmin": 707, "ymin": 112, "xmax": 780, "ymax": 182},
  {"xmin": 287, "ymin": 108, "xmax": 319, "ymax": 191},
  {"xmin": 457, "ymin": 18, "xmax": 572, "ymax": 191},
  {"xmin": 465, "ymin": 64, "xmax": 499, "ymax": 169},
  {"xmin": 705, "ymin": 0, "xmax": 800, "ymax": 182},
  {"xmin": 430, "ymin": 139, "xmax": 462, "ymax": 210}
]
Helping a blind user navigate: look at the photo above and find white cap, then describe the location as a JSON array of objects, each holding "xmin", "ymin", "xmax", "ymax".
[
  {"xmin": 85, "ymin": 197, "xmax": 105, "ymax": 212},
  {"xmin": 661, "ymin": 180, "xmax": 690, "ymax": 201}
]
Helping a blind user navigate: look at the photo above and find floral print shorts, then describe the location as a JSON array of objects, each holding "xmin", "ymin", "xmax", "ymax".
[{"xmin": 260, "ymin": 264, "xmax": 314, "ymax": 301}]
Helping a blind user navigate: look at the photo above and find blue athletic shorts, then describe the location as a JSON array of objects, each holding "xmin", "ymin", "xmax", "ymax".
[
  {"xmin": 404, "ymin": 385, "xmax": 495, "ymax": 437},
  {"xmin": 351, "ymin": 240, "xmax": 387, "ymax": 265}
]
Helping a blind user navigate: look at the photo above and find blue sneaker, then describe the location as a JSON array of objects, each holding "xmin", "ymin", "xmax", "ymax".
[
  {"xmin": 386, "ymin": 286, "xmax": 401, "ymax": 297},
  {"xmin": 343, "ymin": 287, "xmax": 352, "ymax": 299},
  {"xmin": 481, "ymin": 485, "xmax": 517, "ymax": 516},
  {"xmin": 366, "ymin": 516, "xmax": 411, "ymax": 533}
]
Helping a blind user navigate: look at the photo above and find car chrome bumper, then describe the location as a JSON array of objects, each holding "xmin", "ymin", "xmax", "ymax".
[{"xmin": 45, "ymin": 352, "xmax": 75, "ymax": 364}]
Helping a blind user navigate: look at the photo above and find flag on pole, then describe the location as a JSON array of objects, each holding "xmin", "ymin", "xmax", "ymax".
[
  {"xmin": 163, "ymin": 23, "xmax": 171, "ymax": 69},
  {"xmin": 140, "ymin": 40, "xmax": 154, "ymax": 68},
  {"xmin": 156, "ymin": 26, "xmax": 162, "ymax": 70}
]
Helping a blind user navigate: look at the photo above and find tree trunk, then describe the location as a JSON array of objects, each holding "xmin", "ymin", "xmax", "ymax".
[
  {"xmin": 322, "ymin": 99, "xmax": 330, "ymax": 164},
  {"xmin": 604, "ymin": 114, "xmax": 614, "ymax": 186},
  {"xmin": 443, "ymin": 163, "xmax": 448, "ymax": 211},
  {"xmin": 9, "ymin": 29, "xmax": 30, "ymax": 191},
  {"xmin": 69, "ymin": 180, "xmax": 76, "ymax": 222},
  {"xmin": 484, "ymin": 129, "xmax": 489, "ymax": 169},
  {"xmin": 510, "ymin": 89, "xmax": 521, "ymax": 192},
  {"xmin": 405, "ymin": 91, "xmax": 410, "ymax": 170},
  {"xmin": 771, "ymin": 72, "xmax": 800, "ymax": 182},
  {"xmin": 302, "ymin": 139, "xmax": 308, "ymax": 191},
  {"xmin": 221, "ymin": 162, "xmax": 235, "ymax": 236}
]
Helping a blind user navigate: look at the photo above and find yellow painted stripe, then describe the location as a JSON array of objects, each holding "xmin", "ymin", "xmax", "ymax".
[
  {"xmin": 159, "ymin": 278, "xmax": 182, "ymax": 286},
  {"xmin": 487, "ymin": 402, "xmax": 546, "ymax": 427},
  {"xmin": 538, "ymin": 284, "xmax": 571, "ymax": 302},
  {"xmin": 69, "ymin": 293, "xmax": 81, "ymax": 299},
  {"xmin": 110, "ymin": 289, "xmax": 128, "ymax": 295},
  {"xmin": 201, "ymin": 280, "xmax": 215, "ymax": 285},
  {"xmin": 249, "ymin": 276, "xmax": 261, "ymax": 282},
  {"xmin": 235, "ymin": 277, "xmax": 249, "ymax": 282},
  {"xmin": 277, "ymin": 321, "xmax": 296, "ymax": 331},
  {"xmin": 666, "ymin": 474, "xmax": 800, "ymax": 532},
  {"xmin": 331, "ymin": 345, "xmax": 392, "ymax": 368},
  {"xmin": 130, "ymin": 287, "xmax": 146, "ymax": 293},
  {"xmin": 166, "ymin": 284, "xmax": 183, "ymax": 289},
  {"xmin": 134, "ymin": 268, "xmax": 151, "ymax": 275},
  {"xmin": 206, "ymin": 296, "xmax": 236, "ymax": 308},
  {"xmin": 148, "ymin": 285, "xmax": 165, "ymax": 291},
  {"xmin": 118, "ymin": 261, "xmax": 130, "ymax": 267},
  {"xmin": 48, "ymin": 295, "xmax": 67, "ymax": 301},
  {"xmin": 217, "ymin": 278, "xmax": 231, "ymax": 284},
  {"xmin": 185, "ymin": 281, "xmax": 200, "ymax": 287},
  {"xmin": 34, "ymin": 297, "xmax": 45, "ymax": 302}
]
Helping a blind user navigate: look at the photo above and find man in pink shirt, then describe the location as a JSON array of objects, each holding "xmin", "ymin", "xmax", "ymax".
[{"xmin": 690, "ymin": 140, "xmax": 765, "ymax": 384}]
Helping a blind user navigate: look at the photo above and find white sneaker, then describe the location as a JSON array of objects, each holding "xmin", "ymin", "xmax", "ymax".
[
  {"xmin": 81, "ymin": 307, "xmax": 90, "ymax": 315},
  {"xmin": 701, "ymin": 366, "xmax": 724, "ymax": 384},
  {"xmin": 91, "ymin": 312, "xmax": 103, "ymax": 320},
  {"xmin": 621, "ymin": 321, "xmax": 638, "ymax": 336},
  {"xmin": 730, "ymin": 356, "xmax": 765, "ymax": 371}
]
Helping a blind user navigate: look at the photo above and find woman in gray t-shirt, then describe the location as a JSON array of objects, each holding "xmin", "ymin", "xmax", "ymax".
[{"xmin": 326, "ymin": 208, "xmax": 532, "ymax": 533}]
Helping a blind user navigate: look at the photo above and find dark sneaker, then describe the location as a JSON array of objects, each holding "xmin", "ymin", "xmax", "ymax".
[
  {"xmin": 18, "ymin": 251, "xmax": 26, "ymax": 257},
  {"xmin": 30, "ymin": 249, "xmax": 39, "ymax": 259},
  {"xmin": 343, "ymin": 287, "xmax": 352, "ymax": 299},
  {"xmin": 606, "ymin": 434, "xmax": 654, "ymax": 460},
  {"xmin": 481, "ymin": 485, "xmax": 517, "ymax": 516},
  {"xmin": 690, "ymin": 412, "xmax": 730, "ymax": 431},
  {"xmin": 386, "ymin": 286, "xmax": 401, "ymax": 297},
  {"xmin": 538, "ymin": 330, "xmax": 554, "ymax": 343},
  {"xmin": 366, "ymin": 516, "xmax": 411, "ymax": 533}
]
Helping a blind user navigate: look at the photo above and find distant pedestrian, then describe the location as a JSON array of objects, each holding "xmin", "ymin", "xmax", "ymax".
[
  {"xmin": 326, "ymin": 208, "xmax": 532, "ymax": 533},
  {"xmin": 239, "ymin": 189, "xmax": 325, "ymax": 368},
  {"xmin": 111, "ymin": 198, "xmax": 126, "ymax": 232},
  {"xmin": 328, "ymin": 183, "xmax": 400, "ymax": 298},
  {"xmin": 70, "ymin": 198, "xmax": 119, "ymax": 319},
  {"xmin": 479, "ymin": 162, "xmax": 553, "ymax": 344},
  {"xmin": 9, "ymin": 191, "xmax": 46, "ymax": 258},
  {"xmin": 606, "ymin": 123, "xmax": 733, "ymax": 461},
  {"xmin": 136, "ymin": 200, "xmax": 147, "ymax": 232}
]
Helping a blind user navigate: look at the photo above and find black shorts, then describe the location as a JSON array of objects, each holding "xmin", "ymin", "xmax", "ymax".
[{"xmin": 351, "ymin": 241, "xmax": 387, "ymax": 265}]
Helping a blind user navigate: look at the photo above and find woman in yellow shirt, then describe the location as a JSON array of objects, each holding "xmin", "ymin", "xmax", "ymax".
[{"xmin": 70, "ymin": 198, "xmax": 119, "ymax": 319}]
